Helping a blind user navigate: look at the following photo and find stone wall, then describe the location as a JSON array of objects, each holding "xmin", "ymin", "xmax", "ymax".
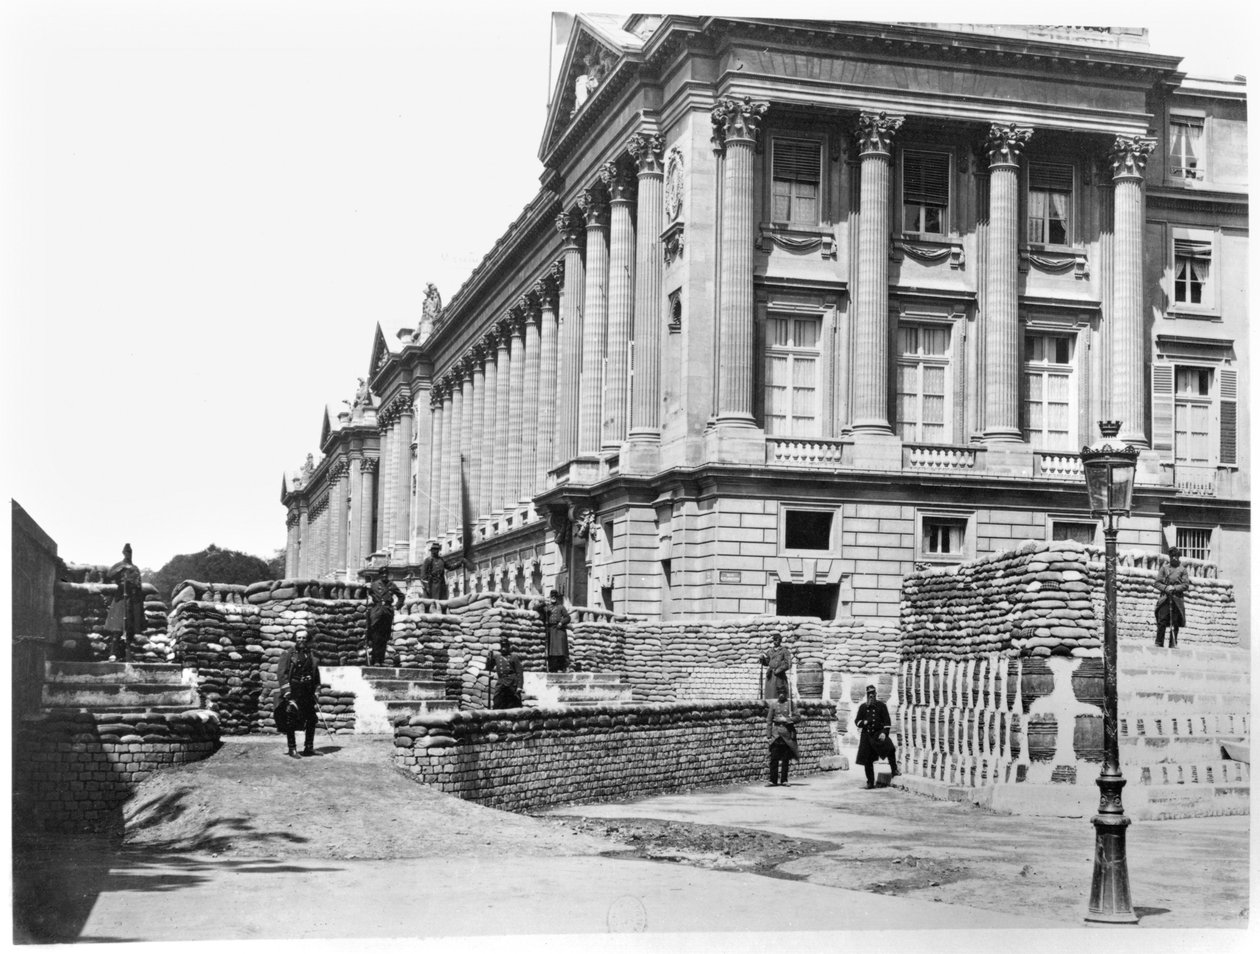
[
  {"xmin": 13, "ymin": 709, "xmax": 220, "ymax": 832},
  {"xmin": 392, "ymin": 700, "xmax": 837, "ymax": 812}
]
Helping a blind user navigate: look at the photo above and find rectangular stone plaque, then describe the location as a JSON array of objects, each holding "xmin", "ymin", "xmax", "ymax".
[{"xmin": 718, "ymin": 570, "xmax": 742, "ymax": 583}]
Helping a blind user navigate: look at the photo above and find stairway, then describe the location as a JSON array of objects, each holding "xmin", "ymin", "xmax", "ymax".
[
  {"xmin": 40, "ymin": 660, "xmax": 199, "ymax": 712},
  {"xmin": 522, "ymin": 671, "xmax": 633, "ymax": 706},
  {"xmin": 322, "ymin": 666, "xmax": 455, "ymax": 733}
]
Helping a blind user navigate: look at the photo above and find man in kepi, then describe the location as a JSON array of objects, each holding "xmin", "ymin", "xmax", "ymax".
[
  {"xmin": 419, "ymin": 539, "xmax": 448, "ymax": 600},
  {"xmin": 855, "ymin": 684, "xmax": 900, "ymax": 789},
  {"xmin": 366, "ymin": 567, "xmax": 405, "ymax": 665},
  {"xmin": 486, "ymin": 636, "xmax": 525, "ymax": 709},
  {"xmin": 102, "ymin": 543, "xmax": 145, "ymax": 662},
  {"xmin": 766, "ymin": 687, "xmax": 799, "ymax": 786},
  {"xmin": 277, "ymin": 632, "xmax": 321, "ymax": 758},
  {"xmin": 539, "ymin": 589, "xmax": 571, "ymax": 672},
  {"xmin": 1154, "ymin": 546, "xmax": 1191, "ymax": 649},
  {"xmin": 759, "ymin": 633, "xmax": 793, "ymax": 700}
]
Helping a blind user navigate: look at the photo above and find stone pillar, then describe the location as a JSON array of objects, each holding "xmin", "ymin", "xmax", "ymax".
[
  {"xmin": 851, "ymin": 109, "xmax": 903, "ymax": 435},
  {"xmin": 480, "ymin": 331, "xmax": 499, "ymax": 518},
  {"xmin": 1111, "ymin": 135, "xmax": 1156, "ymax": 448},
  {"xmin": 983, "ymin": 122, "xmax": 1033, "ymax": 444},
  {"xmin": 408, "ymin": 384, "xmax": 431, "ymax": 560},
  {"xmin": 535, "ymin": 267, "xmax": 561, "ymax": 487},
  {"xmin": 493, "ymin": 324, "xmax": 511, "ymax": 513},
  {"xmin": 468, "ymin": 348, "xmax": 486, "ymax": 524},
  {"xmin": 576, "ymin": 186, "xmax": 609, "ymax": 455},
  {"xmin": 626, "ymin": 132, "xmax": 665, "ymax": 458},
  {"xmin": 506, "ymin": 307, "xmax": 527, "ymax": 511},
  {"xmin": 377, "ymin": 423, "xmax": 391, "ymax": 549},
  {"xmin": 458, "ymin": 360, "xmax": 474, "ymax": 526},
  {"xmin": 395, "ymin": 397, "xmax": 413, "ymax": 549},
  {"xmin": 329, "ymin": 459, "xmax": 347, "ymax": 576},
  {"xmin": 601, "ymin": 159, "xmax": 636, "ymax": 451},
  {"xmin": 359, "ymin": 458, "xmax": 376, "ymax": 563},
  {"xmin": 347, "ymin": 453, "xmax": 363, "ymax": 569},
  {"xmin": 520, "ymin": 292, "xmax": 542, "ymax": 505},
  {"xmin": 427, "ymin": 389, "xmax": 444, "ymax": 544},
  {"xmin": 297, "ymin": 503, "xmax": 309, "ymax": 577},
  {"xmin": 285, "ymin": 509, "xmax": 299, "ymax": 577},
  {"xmin": 555, "ymin": 214, "xmax": 585, "ymax": 465},
  {"xmin": 441, "ymin": 376, "xmax": 459, "ymax": 537}
]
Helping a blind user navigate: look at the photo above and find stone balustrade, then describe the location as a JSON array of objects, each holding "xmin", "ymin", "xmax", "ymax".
[
  {"xmin": 904, "ymin": 443, "xmax": 979, "ymax": 472},
  {"xmin": 765, "ymin": 437, "xmax": 847, "ymax": 467}
]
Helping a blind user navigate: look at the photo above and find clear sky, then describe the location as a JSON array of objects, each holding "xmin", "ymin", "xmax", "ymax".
[{"xmin": 2, "ymin": 1, "xmax": 1254, "ymax": 571}]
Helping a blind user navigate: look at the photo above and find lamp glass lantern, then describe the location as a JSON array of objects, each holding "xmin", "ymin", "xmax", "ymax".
[{"xmin": 1080, "ymin": 421, "xmax": 1139, "ymax": 519}]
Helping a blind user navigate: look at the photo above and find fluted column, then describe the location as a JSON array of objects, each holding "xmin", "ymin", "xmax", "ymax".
[
  {"xmin": 427, "ymin": 387, "xmax": 445, "ymax": 539},
  {"xmin": 480, "ymin": 332, "xmax": 499, "ymax": 518},
  {"xmin": 983, "ymin": 122, "xmax": 1033, "ymax": 443},
  {"xmin": 395, "ymin": 396, "xmax": 413, "ymax": 546},
  {"xmin": 468, "ymin": 346, "xmax": 486, "ymax": 521},
  {"xmin": 296, "ymin": 503, "xmax": 309, "ymax": 577},
  {"xmin": 330, "ymin": 459, "xmax": 347, "ymax": 575},
  {"xmin": 443, "ymin": 375, "xmax": 461, "ymax": 537},
  {"xmin": 458, "ymin": 359, "xmax": 474, "ymax": 526},
  {"xmin": 536, "ymin": 267, "xmax": 561, "ymax": 486},
  {"xmin": 601, "ymin": 159, "xmax": 636, "ymax": 450},
  {"xmin": 555, "ymin": 215, "xmax": 584, "ymax": 464},
  {"xmin": 506, "ymin": 307, "xmax": 526, "ymax": 509},
  {"xmin": 520, "ymin": 293, "xmax": 542, "ymax": 503},
  {"xmin": 408, "ymin": 384, "xmax": 432, "ymax": 559},
  {"xmin": 577, "ymin": 186, "xmax": 609, "ymax": 454},
  {"xmin": 627, "ymin": 132, "xmax": 665, "ymax": 445},
  {"xmin": 359, "ymin": 458, "xmax": 377, "ymax": 562},
  {"xmin": 347, "ymin": 453, "xmax": 363, "ymax": 569},
  {"xmin": 376, "ymin": 422, "xmax": 391, "ymax": 548},
  {"xmin": 285, "ymin": 509, "xmax": 299, "ymax": 577},
  {"xmin": 493, "ymin": 324, "xmax": 511, "ymax": 512},
  {"xmin": 851, "ymin": 109, "xmax": 903, "ymax": 434},
  {"xmin": 1111, "ymin": 135, "xmax": 1156, "ymax": 448}
]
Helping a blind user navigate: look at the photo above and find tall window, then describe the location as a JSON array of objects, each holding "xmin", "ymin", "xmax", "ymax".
[
  {"xmin": 771, "ymin": 138, "xmax": 821, "ymax": 226},
  {"xmin": 1174, "ymin": 366, "xmax": 1213, "ymax": 463},
  {"xmin": 1175, "ymin": 527, "xmax": 1212, "ymax": 563},
  {"xmin": 902, "ymin": 150, "xmax": 949, "ymax": 234},
  {"xmin": 1023, "ymin": 333, "xmax": 1075, "ymax": 450},
  {"xmin": 765, "ymin": 315, "xmax": 821, "ymax": 436},
  {"xmin": 1169, "ymin": 115, "xmax": 1204, "ymax": 180},
  {"xmin": 1027, "ymin": 163, "xmax": 1072, "ymax": 245},
  {"xmin": 1173, "ymin": 234, "xmax": 1212, "ymax": 307},
  {"xmin": 895, "ymin": 325, "xmax": 949, "ymax": 442}
]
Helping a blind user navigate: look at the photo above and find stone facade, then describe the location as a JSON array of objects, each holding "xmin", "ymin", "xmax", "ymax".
[{"xmin": 276, "ymin": 19, "xmax": 1249, "ymax": 645}]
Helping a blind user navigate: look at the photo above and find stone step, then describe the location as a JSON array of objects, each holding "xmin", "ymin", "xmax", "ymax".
[
  {"xmin": 363, "ymin": 679, "xmax": 447, "ymax": 701},
  {"xmin": 383, "ymin": 699, "xmax": 457, "ymax": 720},
  {"xmin": 360, "ymin": 666, "xmax": 434, "ymax": 681},
  {"xmin": 522, "ymin": 671, "xmax": 634, "ymax": 706},
  {"xmin": 44, "ymin": 660, "xmax": 188, "ymax": 686},
  {"xmin": 42, "ymin": 683, "xmax": 200, "ymax": 709}
]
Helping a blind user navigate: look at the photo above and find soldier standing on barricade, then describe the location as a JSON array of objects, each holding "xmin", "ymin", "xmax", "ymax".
[
  {"xmin": 759, "ymin": 633, "xmax": 793, "ymax": 700},
  {"xmin": 366, "ymin": 567, "xmax": 404, "ymax": 665},
  {"xmin": 486, "ymin": 637, "xmax": 525, "ymax": 709},
  {"xmin": 420, "ymin": 539, "xmax": 448, "ymax": 600},
  {"xmin": 102, "ymin": 543, "xmax": 145, "ymax": 662}
]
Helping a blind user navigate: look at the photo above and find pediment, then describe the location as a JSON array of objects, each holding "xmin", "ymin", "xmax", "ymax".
[
  {"xmin": 368, "ymin": 323, "xmax": 394, "ymax": 379},
  {"xmin": 539, "ymin": 16, "xmax": 633, "ymax": 160},
  {"xmin": 320, "ymin": 406, "xmax": 332, "ymax": 448}
]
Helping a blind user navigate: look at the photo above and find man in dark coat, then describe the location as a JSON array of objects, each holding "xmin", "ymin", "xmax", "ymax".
[
  {"xmin": 486, "ymin": 637, "xmax": 525, "ymax": 709},
  {"xmin": 102, "ymin": 543, "xmax": 145, "ymax": 661},
  {"xmin": 366, "ymin": 567, "xmax": 405, "ymax": 665},
  {"xmin": 759, "ymin": 633, "xmax": 793, "ymax": 700},
  {"xmin": 539, "ymin": 589, "xmax": 571, "ymax": 673},
  {"xmin": 276, "ymin": 632, "xmax": 321, "ymax": 758},
  {"xmin": 855, "ymin": 684, "xmax": 900, "ymax": 789},
  {"xmin": 766, "ymin": 688, "xmax": 799, "ymax": 786},
  {"xmin": 1155, "ymin": 546, "xmax": 1191, "ymax": 649},
  {"xmin": 419, "ymin": 540, "xmax": 448, "ymax": 600}
]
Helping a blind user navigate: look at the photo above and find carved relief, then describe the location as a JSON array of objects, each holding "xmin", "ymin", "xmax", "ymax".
[
  {"xmin": 855, "ymin": 110, "xmax": 905, "ymax": 157},
  {"xmin": 710, "ymin": 96, "xmax": 768, "ymax": 155},
  {"xmin": 661, "ymin": 222, "xmax": 685, "ymax": 265},
  {"xmin": 986, "ymin": 123, "xmax": 1034, "ymax": 167},
  {"xmin": 1110, "ymin": 135, "xmax": 1157, "ymax": 179},
  {"xmin": 663, "ymin": 147, "xmax": 684, "ymax": 224}
]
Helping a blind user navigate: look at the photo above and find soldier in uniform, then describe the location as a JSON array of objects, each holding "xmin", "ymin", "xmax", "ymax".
[
  {"xmin": 102, "ymin": 543, "xmax": 145, "ymax": 661},
  {"xmin": 855, "ymin": 684, "xmax": 900, "ymax": 789},
  {"xmin": 539, "ymin": 589, "xmax": 571, "ymax": 672},
  {"xmin": 486, "ymin": 636, "xmax": 525, "ymax": 709},
  {"xmin": 276, "ymin": 632, "xmax": 321, "ymax": 758},
  {"xmin": 766, "ymin": 687, "xmax": 799, "ymax": 786},
  {"xmin": 420, "ymin": 540, "xmax": 448, "ymax": 600},
  {"xmin": 759, "ymin": 633, "xmax": 793, "ymax": 700},
  {"xmin": 366, "ymin": 567, "xmax": 405, "ymax": 665},
  {"xmin": 1154, "ymin": 546, "xmax": 1191, "ymax": 649}
]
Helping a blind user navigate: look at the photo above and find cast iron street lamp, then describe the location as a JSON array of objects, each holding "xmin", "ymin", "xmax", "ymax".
[{"xmin": 1079, "ymin": 420, "xmax": 1140, "ymax": 924}]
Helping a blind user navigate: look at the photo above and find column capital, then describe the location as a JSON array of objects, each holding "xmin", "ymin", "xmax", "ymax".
[
  {"xmin": 599, "ymin": 158, "xmax": 637, "ymax": 204},
  {"xmin": 855, "ymin": 110, "xmax": 905, "ymax": 158},
  {"xmin": 556, "ymin": 209, "xmax": 585, "ymax": 250},
  {"xmin": 626, "ymin": 131, "xmax": 665, "ymax": 177},
  {"xmin": 429, "ymin": 385, "xmax": 444, "ymax": 409},
  {"xmin": 494, "ymin": 315, "xmax": 518, "ymax": 343},
  {"xmin": 457, "ymin": 353, "xmax": 478, "ymax": 379},
  {"xmin": 986, "ymin": 122, "xmax": 1034, "ymax": 168},
  {"xmin": 576, "ymin": 185, "xmax": 609, "ymax": 229},
  {"xmin": 517, "ymin": 290, "xmax": 542, "ymax": 321},
  {"xmin": 1110, "ymin": 135, "xmax": 1157, "ymax": 180},
  {"xmin": 535, "ymin": 264, "xmax": 562, "ymax": 310},
  {"xmin": 481, "ymin": 327, "xmax": 501, "ymax": 355},
  {"xmin": 360, "ymin": 456, "xmax": 379, "ymax": 474},
  {"xmin": 469, "ymin": 341, "xmax": 489, "ymax": 367},
  {"xmin": 711, "ymin": 96, "xmax": 768, "ymax": 155},
  {"xmin": 440, "ymin": 372, "xmax": 459, "ymax": 395}
]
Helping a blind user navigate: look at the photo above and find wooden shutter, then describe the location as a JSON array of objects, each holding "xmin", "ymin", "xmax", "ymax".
[
  {"xmin": 1218, "ymin": 368, "xmax": 1237, "ymax": 465},
  {"xmin": 903, "ymin": 150, "xmax": 949, "ymax": 205},
  {"xmin": 1151, "ymin": 363, "xmax": 1175, "ymax": 454},
  {"xmin": 772, "ymin": 139, "xmax": 821, "ymax": 183},
  {"xmin": 1029, "ymin": 163, "xmax": 1073, "ymax": 192}
]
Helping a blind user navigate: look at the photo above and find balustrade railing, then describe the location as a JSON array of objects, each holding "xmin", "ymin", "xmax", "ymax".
[
  {"xmin": 904, "ymin": 443, "xmax": 979, "ymax": 472},
  {"xmin": 765, "ymin": 437, "xmax": 847, "ymax": 467},
  {"xmin": 1035, "ymin": 452, "xmax": 1085, "ymax": 479}
]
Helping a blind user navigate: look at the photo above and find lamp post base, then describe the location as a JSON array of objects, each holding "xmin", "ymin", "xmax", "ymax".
[{"xmin": 1085, "ymin": 788, "xmax": 1137, "ymax": 924}]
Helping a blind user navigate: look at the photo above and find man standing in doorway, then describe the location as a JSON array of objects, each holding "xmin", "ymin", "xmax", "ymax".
[{"xmin": 855, "ymin": 684, "xmax": 900, "ymax": 789}]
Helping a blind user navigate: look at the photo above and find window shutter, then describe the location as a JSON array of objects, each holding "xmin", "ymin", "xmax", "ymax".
[
  {"xmin": 903, "ymin": 150, "xmax": 950, "ymax": 205},
  {"xmin": 1152, "ymin": 363, "xmax": 1175, "ymax": 454},
  {"xmin": 1219, "ymin": 368, "xmax": 1237, "ymax": 465},
  {"xmin": 1174, "ymin": 237, "xmax": 1212, "ymax": 260},
  {"xmin": 1029, "ymin": 163, "xmax": 1073, "ymax": 192},
  {"xmin": 773, "ymin": 139, "xmax": 821, "ymax": 184}
]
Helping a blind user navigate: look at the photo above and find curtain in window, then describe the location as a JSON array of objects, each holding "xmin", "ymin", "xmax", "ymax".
[{"xmin": 772, "ymin": 139, "xmax": 821, "ymax": 226}]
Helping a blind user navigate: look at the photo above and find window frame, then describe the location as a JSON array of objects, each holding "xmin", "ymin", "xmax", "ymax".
[
  {"xmin": 768, "ymin": 135, "xmax": 825, "ymax": 228},
  {"xmin": 1168, "ymin": 111, "xmax": 1206, "ymax": 183},
  {"xmin": 916, "ymin": 509, "xmax": 972, "ymax": 564},
  {"xmin": 1169, "ymin": 227, "xmax": 1219, "ymax": 317},
  {"xmin": 763, "ymin": 311, "xmax": 824, "ymax": 438},
  {"xmin": 895, "ymin": 322, "xmax": 953, "ymax": 444},
  {"xmin": 1021, "ymin": 330, "xmax": 1079, "ymax": 451},
  {"xmin": 1172, "ymin": 363, "xmax": 1216, "ymax": 466},
  {"xmin": 1173, "ymin": 525, "xmax": 1213, "ymax": 563},
  {"xmin": 899, "ymin": 148, "xmax": 952, "ymax": 237},
  {"xmin": 779, "ymin": 504, "xmax": 841, "ymax": 556},
  {"xmin": 1048, "ymin": 515, "xmax": 1099, "ymax": 547},
  {"xmin": 1024, "ymin": 161, "xmax": 1076, "ymax": 248}
]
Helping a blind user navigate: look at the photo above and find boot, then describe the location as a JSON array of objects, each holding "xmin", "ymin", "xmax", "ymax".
[{"xmin": 287, "ymin": 746, "xmax": 299, "ymax": 759}]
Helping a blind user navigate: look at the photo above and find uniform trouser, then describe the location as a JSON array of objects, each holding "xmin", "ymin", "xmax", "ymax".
[
  {"xmin": 547, "ymin": 655, "xmax": 567, "ymax": 673},
  {"xmin": 492, "ymin": 685, "xmax": 522, "ymax": 709},
  {"xmin": 368, "ymin": 616, "xmax": 392, "ymax": 665},
  {"xmin": 769, "ymin": 739, "xmax": 793, "ymax": 784},
  {"xmin": 1155, "ymin": 604, "xmax": 1184, "ymax": 648},
  {"xmin": 285, "ymin": 687, "xmax": 318, "ymax": 750},
  {"xmin": 862, "ymin": 745, "xmax": 899, "ymax": 785}
]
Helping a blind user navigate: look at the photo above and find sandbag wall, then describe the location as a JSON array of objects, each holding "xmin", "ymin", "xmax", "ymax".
[
  {"xmin": 392, "ymin": 700, "xmax": 837, "ymax": 812},
  {"xmin": 1099, "ymin": 554, "xmax": 1239, "ymax": 645},
  {"xmin": 55, "ymin": 564, "xmax": 171, "ymax": 662}
]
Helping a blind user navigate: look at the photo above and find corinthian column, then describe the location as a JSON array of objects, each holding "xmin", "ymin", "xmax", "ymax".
[
  {"xmin": 468, "ymin": 345, "xmax": 486, "ymax": 522},
  {"xmin": 408, "ymin": 383, "xmax": 431, "ymax": 560},
  {"xmin": 555, "ymin": 215, "xmax": 584, "ymax": 464},
  {"xmin": 480, "ymin": 331, "xmax": 499, "ymax": 518},
  {"xmin": 445, "ymin": 374, "xmax": 462, "ymax": 536},
  {"xmin": 983, "ymin": 122, "xmax": 1033, "ymax": 443},
  {"xmin": 852, "ymin": 110, "xmax": 903, "ymax": 435},
  {"xmin": 576, "ymin": 186, "xmax": 609, "ymax": 455},
  {"xmin": 600, "ymin": 159, "xmax": 636, "ymax": 451},
  {"xmin": 331, "ymin": 459, "xmax": 348, "ymax": 575},
  {"xmin": 458, "ymin": 365, "xmax": 475, "ymax": 529},
  {"xmin": 359, "ymin": 457, "xmax": 377, "ymax": 562},
  {"xmin": 427, "ymin": 388, "xmax": 444, "ymax": 541},
  {"xmin": 297, "ymin": 503, "xmax": 309, "ymax": 576},
  {"xmin": 395, "ymin": 391, "xmax": 413, "ymax": 546},
  {"xmin": 712, "ymin": 96, "xmax": 768, "ymax": 427},
  {"xmin": 519, "ymin": 292, "xmax": 542, "ymax": 505},
  {"xmin": 506, "ymin": 307, "xmax": 527, "ymax": 511},
  {"xmin": 493, "ymin": 323, "xmax": 512, "ymax": 512},
  {"xmin": 347, "ymin": 451, "xmax": 363, "ymax": 569},
  {"xmin": 286, "ymin": 509, "xmax": 299, "ymax": 577},
  {"xmin": 626, "ymin": 131, "xmax": 665, "ymax": 455},
  {"xmin": 1111, "ymin": 135, "xmax": 1156, "ymax": 448},
  {"xmin": 536, "ymin": 267, "xmax": 561, "ymax": 486}
]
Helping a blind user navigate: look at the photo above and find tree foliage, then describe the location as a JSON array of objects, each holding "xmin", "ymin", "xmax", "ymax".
[{"xmin": 150, "ymin": 543, "xmax": 275, "ymax": 603}]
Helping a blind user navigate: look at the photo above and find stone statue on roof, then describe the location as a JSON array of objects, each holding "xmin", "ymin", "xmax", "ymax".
[
  {"xmin": 353, "ymin": 377, "xmax": 371, "ymax": 410},
  {"xmin": 416, "ymin": 283, "xmax": 442, "ymax": 342},
  {"xmin": 303, "ymin": 453, "xmax": 315, "ymax": 476}
]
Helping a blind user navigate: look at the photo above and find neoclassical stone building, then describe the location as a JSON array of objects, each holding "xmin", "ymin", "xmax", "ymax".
[{"xmin": 282, "ymin": 17, "xmax": 1249, "ymax": 635}]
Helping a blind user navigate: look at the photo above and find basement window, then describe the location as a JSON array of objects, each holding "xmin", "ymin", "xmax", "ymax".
[{"xmin": 783, "ymin": 508, "xmax": 835, "ymax": 552}]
